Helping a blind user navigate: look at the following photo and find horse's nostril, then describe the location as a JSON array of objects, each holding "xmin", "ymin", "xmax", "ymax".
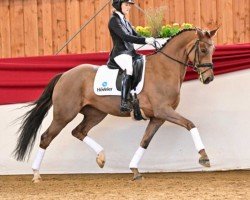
[
  {"xmin": 204, "ymin": 77, "xmax": 213, "ymax": 84},
  {"xmin": 204, "ymin": 76, "xmax": 213, "ymax": 84}
]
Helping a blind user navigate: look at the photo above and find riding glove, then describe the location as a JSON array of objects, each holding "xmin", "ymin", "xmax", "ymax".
[{"xmin": 145, "ymin": 37, "xmax": 156, "ymax": 45}]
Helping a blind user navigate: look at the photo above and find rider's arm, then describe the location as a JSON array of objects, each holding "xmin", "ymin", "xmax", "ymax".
[
  {"xmin": 128, "ymin": 22, "xmax": 140, "ymax": 37},
  {"xmin": 132, "ymin": 27, "xmax": 139, "ymax": 37},
  {"xmin": 109, "ymin": 17, "xmax": 146, "ymax": 44}
]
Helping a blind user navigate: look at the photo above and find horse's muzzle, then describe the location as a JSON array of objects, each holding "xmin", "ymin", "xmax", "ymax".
[{"xmin": 203, "ymin": 75, "xmax": 214, "ymax": 84}]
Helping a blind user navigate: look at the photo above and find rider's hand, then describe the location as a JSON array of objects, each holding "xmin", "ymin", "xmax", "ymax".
[{"xmin": 145, "ymin": 37, "xmax": 155, "ymax": 45}]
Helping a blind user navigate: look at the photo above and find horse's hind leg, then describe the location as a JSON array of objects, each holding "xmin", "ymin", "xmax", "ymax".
[
  {"xmin": 32, "ymin": 101, "xmax": 81, "ymax": 183},
  {"xmin": 72, "ymin": 106, "xmax": 107, "ymax": 168},
  {"xmin": 32, "ymin": 119, "xmax": 71, "ymax": 183}
]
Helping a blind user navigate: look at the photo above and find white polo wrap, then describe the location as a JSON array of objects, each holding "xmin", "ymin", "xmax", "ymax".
[
  {"xmin": 190, "ymin": 127, "xmax": 205, "ymax": 152},
  {"xmin": 32, "ymin": 147, "xmax": 46, "ymax": 171},
  {"xmin": 83, "ymin": 136, "xmax": 103, "ymax": 154},
  {"xmin": 129, "ymin": 146, "xmax": 146, "ymax": 169}
]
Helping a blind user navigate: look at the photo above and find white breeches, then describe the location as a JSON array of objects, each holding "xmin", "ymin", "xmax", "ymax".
[{"xmin": 114, "ymin": 54, "xmax": 133, "ymax": 75}]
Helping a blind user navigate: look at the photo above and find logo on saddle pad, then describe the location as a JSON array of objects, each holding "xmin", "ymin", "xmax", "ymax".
[{"xmin": 97, "ymin": 82, "xmax": 113, "ymax": 92}]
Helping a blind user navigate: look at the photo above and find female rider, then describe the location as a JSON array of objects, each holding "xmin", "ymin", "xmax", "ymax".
[{"xmin": 107, "ymin": 0, "xmax": 155, "ymax": 112}]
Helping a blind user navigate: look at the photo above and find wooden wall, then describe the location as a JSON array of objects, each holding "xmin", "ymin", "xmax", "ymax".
[{"xmin": 0, "ymin": 0, "xmax": 249, "ymax": 58}]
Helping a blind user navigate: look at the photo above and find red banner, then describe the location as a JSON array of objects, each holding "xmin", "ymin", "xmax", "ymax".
[{"xmin": 0, "ymin": 44, "xmax": 249, "ymax": 105}]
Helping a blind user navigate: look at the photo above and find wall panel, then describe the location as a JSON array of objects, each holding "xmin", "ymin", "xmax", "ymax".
[
  {"xmin": 0, "ymin": 0, "xmax": 11, "ymax": 57},
  {"xmin": 95, "ymin": 0, "xmax": 111, "ymax": 52},
  {"xmin": 0, "ymin": 0, "xmax": 249, "ymax": 58},
  {"xmin": 51, "ymin": 0, "xmax": 67, "ymax": 54},
  {"xmin": 9, "ymin": 0, "xmax": 25, "ymax": 57},
  {"xmin": 66, "ymin": 0, "xmax": 81, "ymax": 54},
  {"xmin": 23, "ymin": 0, "xmax": 38, "ymax": 56},
  {"xmin": 80, "ymin": 0, "xmax": 96, "ymax": 53},
  {"xmin": 42, "ymin": 0, "xmax": 53, "ymax": 55}
]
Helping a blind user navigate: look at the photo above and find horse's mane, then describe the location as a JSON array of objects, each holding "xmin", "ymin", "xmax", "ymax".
[{"xmin": 159, "ymin": 28, "xmax": 196, "ymax": 50}]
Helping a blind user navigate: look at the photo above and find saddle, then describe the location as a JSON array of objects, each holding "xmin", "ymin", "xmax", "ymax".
[
  {"xmin": 93, "ymin": 55, "xmax": 147, "ymax": 120},
  {"xmin": 107, "ymin": 54, "xmax": 144, "ymax": 91}
]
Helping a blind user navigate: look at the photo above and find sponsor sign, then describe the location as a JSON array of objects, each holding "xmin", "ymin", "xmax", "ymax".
[{"xmin": 97, "ymin": 81, "xmax": 113, "ymax": 92}]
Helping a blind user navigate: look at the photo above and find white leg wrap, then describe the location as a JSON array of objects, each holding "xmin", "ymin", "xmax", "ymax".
[
  {"xmin": 129, "ymin": 146, "xmax": 146, "ymax": 169},
  {"xmin": 32, "ymin": 147, "xmax": 46, "ymax": 171},
  {"xmin": 83, "ymin": 136, "xmax": 103, "ymax": 155},
  {"xmin": 190, "ymin": 128, "xmax": 205, "ymax": 152}
]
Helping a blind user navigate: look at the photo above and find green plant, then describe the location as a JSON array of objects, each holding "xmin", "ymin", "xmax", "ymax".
[
  {"xmin": 170, "ymin": 23, "xmax": 180, "ymax": 36},
  {"xmin": 136, "ymin": 23, "xmax": 193, "ymax": 38},
  {"xmin": 135, "ymin": 26, "xmax": 152, "ymax": 37},
  {"xmin": 181, "ymin": 23, "xmax": 193, "ymax": 29},
  {"xmin": 159, "ymin": 25, "xmax": 172, "ymax": 38}
]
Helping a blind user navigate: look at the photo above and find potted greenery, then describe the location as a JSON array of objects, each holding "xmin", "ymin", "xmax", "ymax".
[
  {"xmin": 134, "ymin": 22, "xmax": 193, "ymax": 50},
  {"xmin": 133, "ymin": 7, "xmax": 193, "ymax": 50}
]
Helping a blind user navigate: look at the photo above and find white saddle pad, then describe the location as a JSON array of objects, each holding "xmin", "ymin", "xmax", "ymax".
[{"xmin": 94, "ymin": 56, "xmax": 146, "ymax": 96}]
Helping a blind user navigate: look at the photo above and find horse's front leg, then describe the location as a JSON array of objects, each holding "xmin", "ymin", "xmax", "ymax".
[
  {"xmin": 130, "ymin": 118, "xmax": 165, "ymax": 180},
  {"xmin": 154, "ymin": 105, "xmax": 210, "ymax": 168}
]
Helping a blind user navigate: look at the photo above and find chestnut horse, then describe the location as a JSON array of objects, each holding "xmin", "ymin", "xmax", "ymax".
[{"xmin": 14, "ymin": 28, "xmax": 218, "ymax": 182}]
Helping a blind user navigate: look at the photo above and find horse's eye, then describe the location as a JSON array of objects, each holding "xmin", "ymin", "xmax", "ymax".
[{"xmin": 201, "ymin": 48, "xmax": 208, "ymax": 54}]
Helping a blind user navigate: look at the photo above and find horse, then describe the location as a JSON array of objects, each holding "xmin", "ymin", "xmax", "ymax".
[{"xmin": 14, "ymin": 28, "xmax": 218, "ymax": 182}]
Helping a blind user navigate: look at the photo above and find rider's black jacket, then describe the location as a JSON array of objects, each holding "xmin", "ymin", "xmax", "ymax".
[{"xmin": 107, "ymin": 12, "xmax": 146, "ymax": 67}]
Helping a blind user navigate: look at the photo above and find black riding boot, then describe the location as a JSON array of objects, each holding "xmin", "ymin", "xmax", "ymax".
[{"xmin": 120, "ymin": 74, "xmax": 132, "ymax": 112}]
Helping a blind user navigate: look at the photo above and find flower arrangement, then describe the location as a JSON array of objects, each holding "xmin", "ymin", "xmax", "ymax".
[
  {"xmin": 135, "ymin": 6, "xmax": 193, "ymax": 38},
  {"xmin": 136, "ymin": 23, "xmax": 193, "ymax": 38}
]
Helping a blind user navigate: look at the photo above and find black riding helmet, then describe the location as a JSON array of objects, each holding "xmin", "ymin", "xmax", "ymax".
[{"xmin": 112, "ymin": 0, "xmax": 135, "ymax": 13}]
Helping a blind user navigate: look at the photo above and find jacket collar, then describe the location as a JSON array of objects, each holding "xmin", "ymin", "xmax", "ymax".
[
  {"xmin": 113, "ymin": 12, "xmax": 132, "ymax": 33},
  {"xmin": 114, "ymin": 11, "xmax": 125, "ymax": 21}
]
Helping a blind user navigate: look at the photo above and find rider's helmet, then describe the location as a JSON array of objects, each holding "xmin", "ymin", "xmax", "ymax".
[{"xmin": 112, "ymin": 0, "xmax": 135, "ymax": 13}]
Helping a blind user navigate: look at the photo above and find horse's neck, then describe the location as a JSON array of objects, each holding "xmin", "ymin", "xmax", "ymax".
[{"xmin": 158, "ymin": 31, "xmax": 196, "ymax": 82}]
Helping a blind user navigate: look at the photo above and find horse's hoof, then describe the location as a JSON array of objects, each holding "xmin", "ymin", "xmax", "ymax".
[
  {"xmin": 32, "ymin": 170, "xmax": 42, "ymax": 183},
  {"xmin": 199, "ymin": 156, "xmax": 211, "ymax": 167},
  {"xmin": 96, "ymin": 151, "xmax": 105, "ymax": 168},
  {"xmin": 32, "ymin": 177, "xmax": 42, "ymax": 183},
  {"xmin": 32, "ymin": 179, "xmax": 41, "ymax": 183},
  {"xmin": 132, "ymin": 174, "xmax": 144, "ymax": 181},
  {"xmin": 130, "ymin": 168, "xmax": 144, "ymax": 181}
]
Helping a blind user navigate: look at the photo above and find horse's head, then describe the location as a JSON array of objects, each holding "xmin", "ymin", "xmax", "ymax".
[{"xmin": 186, "ymin": 28, "xmax": 219, "ymax": 84}]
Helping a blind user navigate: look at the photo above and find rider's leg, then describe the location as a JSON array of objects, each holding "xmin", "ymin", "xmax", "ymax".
[
  {"xmin": 121, "ymin": 74, "xmax": 132, "ymax": 112},
  {"xmin": 114, "ymin": 54, "xmax": 133, "ymax": 112}
]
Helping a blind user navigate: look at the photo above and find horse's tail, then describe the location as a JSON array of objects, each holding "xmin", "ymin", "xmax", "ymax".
[{"xmin": 14, "ymin": 73, "xmax": 63, "ymax": 161}]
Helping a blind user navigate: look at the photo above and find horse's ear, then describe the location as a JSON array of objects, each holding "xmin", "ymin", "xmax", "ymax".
[
  {"xmin": 196, "ymin": 28, "xmax": 204, "ymax": 39},
  {"xmin": 209, "ymin": 27, "xmax": 220, "ymax": 38}
]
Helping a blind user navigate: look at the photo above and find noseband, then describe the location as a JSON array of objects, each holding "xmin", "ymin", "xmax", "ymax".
[{"xmin": 154, "ymin": 39, "xmax": 214, "ymax": 75}]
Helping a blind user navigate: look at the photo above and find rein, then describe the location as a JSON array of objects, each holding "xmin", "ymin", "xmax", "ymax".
[{"xmin": 151, "ymin": 39, "xmax": 214, "ymax": 75}]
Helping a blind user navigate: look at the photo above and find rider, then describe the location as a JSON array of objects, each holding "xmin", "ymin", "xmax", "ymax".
[{"xmin": 107, "ymin": 0, "xmax": 155, "ymax": 112}]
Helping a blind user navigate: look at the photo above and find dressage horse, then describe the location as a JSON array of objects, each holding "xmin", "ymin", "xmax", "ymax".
[{"xmin": 14, "ymin": 28, "xmax": 218, "ymax": 182}]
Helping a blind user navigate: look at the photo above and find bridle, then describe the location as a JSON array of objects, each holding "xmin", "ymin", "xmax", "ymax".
[{"xmin": 152, "ymin": 39, "xmax": 214, "ymax": 75}]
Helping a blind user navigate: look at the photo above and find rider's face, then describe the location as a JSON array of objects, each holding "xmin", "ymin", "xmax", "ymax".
[{"xmin": 121, "ymin": 3, "xmax": 132, "ymax": 15}]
